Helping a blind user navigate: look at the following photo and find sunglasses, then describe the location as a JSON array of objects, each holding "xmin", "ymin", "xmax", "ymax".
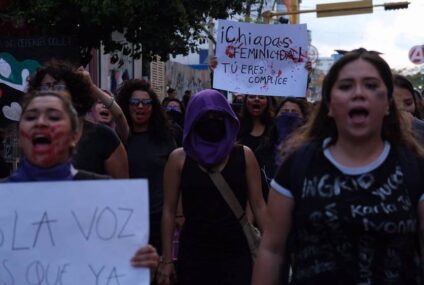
[
  {"xmin": 165, "ymin": 105, "xmax": 181, "ymax": 112},
  {"xmin": 128, "ymin": 98, "xmax": 153, "ymax": 107},
  {"xmin": 38, "ymin": 83, "xmax": 68, "ymax": 92}
]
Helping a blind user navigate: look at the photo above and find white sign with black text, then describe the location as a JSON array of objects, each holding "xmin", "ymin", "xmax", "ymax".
[
  {"xmin": 214, "ymin": 20, "xmax": 309, "ymax": 97},
  {"xmin": 0, "ymin": 179, "xmax": 149, "ymax": 285}
]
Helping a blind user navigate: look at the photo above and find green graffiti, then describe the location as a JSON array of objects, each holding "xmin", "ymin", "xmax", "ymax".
[{"xmin": 0, "ymin": 52, "xmax": 41, "ymax": 92}]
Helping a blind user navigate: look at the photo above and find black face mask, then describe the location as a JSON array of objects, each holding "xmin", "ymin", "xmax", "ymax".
[
  {"xmin": 166, "ymin": 109, "xmax": 184, "ymax": 127},
  {"xmin": 194, "ymin": 118, "xmax": 226, "ymax": 142}
]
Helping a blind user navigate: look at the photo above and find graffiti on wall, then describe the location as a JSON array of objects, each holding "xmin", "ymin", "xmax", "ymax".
[
  {"xmin": 165, "ymin": 61, "xmax": 211, "ymax": 98},
  {"xmin": 0, "ymin": 36, "xmax": 79, "ymax": 163}
]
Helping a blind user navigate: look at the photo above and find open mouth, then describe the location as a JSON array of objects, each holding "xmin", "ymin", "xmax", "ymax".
[
  {"xmin": 349, "ymin": 108, "xmax": 369, "ymax": 117},
  {"xmin": 99, "ymin": 110, "xmax": 110, "ymax": 118},
  {"xmin": 348, "ymin": 107, "xmax": 369, "ymax": 123},
  {"xmin": 32, "ymin": 135, "xmax": 52, "ymax": 147},
  {"xmin": 252, "ymin": 103, "xmax": 263, "ymax": 110}
]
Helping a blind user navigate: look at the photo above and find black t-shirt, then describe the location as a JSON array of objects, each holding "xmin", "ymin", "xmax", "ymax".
[
  {"xmin": 239, "ymin": 131, "xmax": 277, "ymax": 200},
  {"xmin": 126, "ymin": 132, "xmax": 176, "ymax": 215},
  {"xmin": 238, "ymin": 133, "xmax": 264, "ymax": 152},
  {"xmin": 272, "ymin": 141, "xmax": 423, "ymax": 284},
  {"xmin": 74, "ymin": 169, "xmax": 110, "ymax": 180},
  {"xmin": 72, "ymin": 121, "xmax": 121, "ymax": 175}
]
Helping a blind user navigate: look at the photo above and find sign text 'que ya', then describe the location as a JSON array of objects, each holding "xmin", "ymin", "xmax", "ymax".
[{"xmin": 0, "ymin": 179, "xmax": 150, "ymax": 285}]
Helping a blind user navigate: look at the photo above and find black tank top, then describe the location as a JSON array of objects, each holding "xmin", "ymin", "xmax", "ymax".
[{"xmin": 180, "ymin": 145, "xmax": 248, "ymax": 246}]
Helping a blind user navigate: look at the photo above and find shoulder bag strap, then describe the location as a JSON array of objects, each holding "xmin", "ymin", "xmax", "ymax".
[
  {"xmin": 208, "ymin": 170, "xmax": 245, "ymax": 219},
  {"xmin": 199, "ymin": 165, "xmax": 258, "ymax": 258}
]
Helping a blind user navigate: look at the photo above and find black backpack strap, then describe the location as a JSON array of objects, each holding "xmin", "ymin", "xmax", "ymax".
[
  {"xmin": 290, "ymin": 140, "xmax": 320, "ymax": 201},
  {"xmin": 396, "ymin": 146, "xmax": 421, "ymax": 208},
  {"xmin": 278, "ymin": 140, "xmax": 319, "ymax": 285}
]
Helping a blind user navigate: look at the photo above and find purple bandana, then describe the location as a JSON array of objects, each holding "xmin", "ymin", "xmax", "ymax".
[
  {"xmin": 7, "ymin": 158, "xmax": 74, "ymax": 182},
  {"xmin": 183, "ymin": 89, "xmax": 240, "ymax": 167}
]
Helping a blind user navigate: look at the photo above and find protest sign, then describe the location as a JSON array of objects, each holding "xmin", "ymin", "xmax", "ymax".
[
  {"xmin": 213, "ymin": 20, "xmax": 309, "ymax": 97},
  {"xmin": 0, "ymin": 179, "xmax": 149, "ymax": 285}
]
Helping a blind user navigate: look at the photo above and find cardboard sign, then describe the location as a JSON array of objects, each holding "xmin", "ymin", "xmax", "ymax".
[
  {"xmin": 0, "ymin": 179, "xmax": 150, "ymax": 285},
  {"xmin": 213, "ymin": 20, "xmax": 309, "ymax": 97}
]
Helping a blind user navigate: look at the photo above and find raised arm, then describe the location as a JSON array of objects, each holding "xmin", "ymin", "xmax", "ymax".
[
  {"xmin": 77, "ymin": 66, "xmax": 130, "ymax": 143},
  {"xmin": 91, "ymin": 86, "xmax": 130, "ymax": 143}
]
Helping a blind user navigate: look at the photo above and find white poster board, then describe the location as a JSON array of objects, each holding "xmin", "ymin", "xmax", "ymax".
[
  {"xmin": 214, "ymin": 20, "xmax": 309, "ymax": 97},
  {"xmin": 0, "ymin": 179, "xmax": 149, "ymax": 285}
]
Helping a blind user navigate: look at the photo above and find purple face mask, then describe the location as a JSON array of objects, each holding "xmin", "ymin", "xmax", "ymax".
[
  {"xmin": 183, "ymin": 89, "xmax": 240, "ymax": 167},
  {"xmin": 274, "ymin": 112, "xmax": 303, "ymax": 145}
]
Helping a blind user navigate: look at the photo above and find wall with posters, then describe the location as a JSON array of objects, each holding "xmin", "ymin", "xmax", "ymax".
[
  {"xmin": 165, "ymin": 61, "xmax": 211, "ymax": 99},
  {"xmin": 0, "ymin": 36, "xmax": 79, "ymax": 165}
]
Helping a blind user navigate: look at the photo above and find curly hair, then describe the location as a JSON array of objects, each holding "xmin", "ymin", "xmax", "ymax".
[
  {"xmin": 116, "ymin": 79, "xmax": 172, "ymax": 141},
  {"xmin": 26, "ymin": 60, "xmax": 94, "ymax": 116}
]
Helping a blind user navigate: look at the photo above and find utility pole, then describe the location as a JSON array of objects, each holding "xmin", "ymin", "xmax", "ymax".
[
  {"xmin": 290, "ymin": 0, "xmax": 299, "ymax": 24},
  {"xmin": 263, "ymin": 1, "xmax": 410, "ymax": 23},
  {"xmin": 207, "ymin": 18, "xmax": 215, "ymax": 58}
]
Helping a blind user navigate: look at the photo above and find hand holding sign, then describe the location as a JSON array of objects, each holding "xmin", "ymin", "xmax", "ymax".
[{"xmin": 131, "ymin": 244, "xmax": 159, "ymax": 269}]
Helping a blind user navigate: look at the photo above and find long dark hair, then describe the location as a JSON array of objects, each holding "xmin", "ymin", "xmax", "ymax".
[
  {"xmin": 239, "ymin": 95, "xmax": 274, "ymax": 133},
  {"xmin": 282, "ymin": 48, "xmax": 424, "ymax": 157},
  {"xmin": 393, "ymin": 74, "xmax": 423, "ymax": 119},
  {"xmin": 238, "ymin": 95, "xmax": 275, "ymax": 146},
  {"xmin": 116, "ymin": 79, "xmax": 172, "ymax": 141}
]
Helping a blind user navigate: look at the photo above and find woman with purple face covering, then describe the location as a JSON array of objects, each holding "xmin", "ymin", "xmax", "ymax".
[{"xmin": 159, "ymin": 89, "xmax": 266, "ymax": 285}]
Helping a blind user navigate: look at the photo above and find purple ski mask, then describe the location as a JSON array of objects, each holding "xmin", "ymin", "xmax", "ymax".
[{"xmin": 183, "ymin": 89, "xmax": 240, "ymax": 167}]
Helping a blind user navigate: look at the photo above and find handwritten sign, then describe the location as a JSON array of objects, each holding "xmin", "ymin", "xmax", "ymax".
[
  {"xmin": 0, "ymin": 179, "xmax": 149, "ymax": 285},
  {"xmin": 213, "ymin": 20, "xmax": 309, "ymax": 97}
]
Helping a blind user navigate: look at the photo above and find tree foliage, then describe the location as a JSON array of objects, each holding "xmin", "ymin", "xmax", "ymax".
[
  {"xmin": 405, "ymin": 73, "xmax": 424, "ymax": 90},
  {"xmin": 393, "ymin": 68, "xmax": 424, "ymax": 89},
  {"xmin": 2, "ymin": 0, "xmax": 246, "ymax": 65}
]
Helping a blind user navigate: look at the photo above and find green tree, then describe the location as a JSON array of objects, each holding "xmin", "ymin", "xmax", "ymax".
[
  {"xmin": 406, "ymin": 73, "xmax": 424, "ymax": 89},
  {"xmin": 2, "ymin": 0, "xmax": 246, "ymax": 65},
  {"xmin": 393, "ymin": 68, "xmax": 424, "ymax": 89}
]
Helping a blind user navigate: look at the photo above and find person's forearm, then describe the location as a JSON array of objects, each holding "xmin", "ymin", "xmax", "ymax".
[
  {"xmin": 92, "ymin": 86, "xmax": 129, "ymax": 142},
  {"xmin": 92, "ymin": 87, "xmax": 119, "ymax": 115},
  {"xmin": 251, "ymin": 201, "xmax": 267, "ymax": 232},
  {"xmin": 161, "ymin": 210, "xmax": 176, "ymax": 262},
  {"xmin": 252, "ymin": 247, "xmax": 284, "ymax": 285}
]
